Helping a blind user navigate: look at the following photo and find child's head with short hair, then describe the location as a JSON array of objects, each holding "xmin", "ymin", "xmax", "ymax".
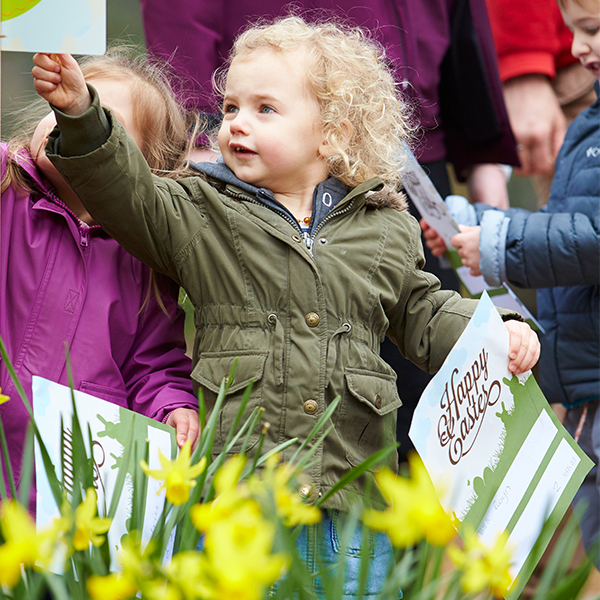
[
  {"xmin": 557, "ymin": 0, "xmax": 600, "ymax": 79},
  {"xmin": 214, "ymin": 16, "xmax": 416, "ymax": 197}
]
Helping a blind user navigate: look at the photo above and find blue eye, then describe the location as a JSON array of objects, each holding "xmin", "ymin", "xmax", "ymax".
[
  {"xmin": 261, "ymin": 105, "xmax": 275, "ymax": 114},
  {"xmin": 224, "ymin": 104, "xmax": 239, "ymax": 114}
]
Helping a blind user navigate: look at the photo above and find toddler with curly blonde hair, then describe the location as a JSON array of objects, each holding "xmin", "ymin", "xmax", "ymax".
[{"xmin": 32, "ymin": 15, "xmax": 539, "ymax": 597}]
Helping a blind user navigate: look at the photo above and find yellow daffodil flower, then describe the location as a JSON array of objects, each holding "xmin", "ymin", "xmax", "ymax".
[
  {"xmin": 249, "ymin": 454, "xmax": 321, "ymax": 527},
  {"xmin": 140, "ymin": 440, "xmax": 206, "ymax": 506},
  {"xmin": 196, "ymin": 502, "xmax": 289, "ymax": 600},
  {"xmin": 116, "ymin": 532, "xmax": 156, "ymax": 588},
  {"xmin": 72, "ymin": 488, "xmax": 112, "ymax": 551},
  {"xmin": 190, "ymin": 454, "xmax": 249, "ymax": 531},
  {"xmin": 87, "ymin": 572, "xmax": 137, "ymax": 600},
  {"xmin": 141, "ymin": 579, "xmax": 182, "ymax": 600},
  {"xmin": 0, "ymin": 501, "xmax": 40, "ymax": 587},
  {"xmin": 167, "ymin": 551, "xmax": 212, "ymax": 599},
  {"xmin": 0, "ymin": 387, "xmax": 9, "ymax": 405},
  {"xmin": 362, "ymin": 453, "xmax": 455, "ymax": 547},
  {"xmin": 448, "ymin": 527, "xmax": 514, "ymax": 597}
]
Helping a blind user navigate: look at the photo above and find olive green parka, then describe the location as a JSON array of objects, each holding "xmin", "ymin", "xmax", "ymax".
[{"xmin": 47, "ymin": 89, "xmax": 519, "ymax": 510}]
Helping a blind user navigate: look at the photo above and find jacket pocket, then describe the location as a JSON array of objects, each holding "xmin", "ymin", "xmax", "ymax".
[
  {"xmin": 191, "ymin": 350, "xmax": 268, "ymax": 452},
  {"xmin": 340, "ymin": 367, "xmax": 402, "ymax": 468}
]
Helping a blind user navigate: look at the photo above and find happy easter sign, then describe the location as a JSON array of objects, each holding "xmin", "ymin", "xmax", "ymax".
[
  {"xmin": 409, "ymin": 293, "xmax": 593, "ymax": 597},
  {"xmin": 33, "ymin": 377, "xmax": 177, "ymax": 570}
]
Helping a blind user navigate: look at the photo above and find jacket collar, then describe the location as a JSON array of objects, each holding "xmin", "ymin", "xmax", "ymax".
[
  {"xmin": 191, "ymin": 158, "xmax": 351, "ymax": 233},
  {"xmin": 12, "ymin": 148, "xmax": 53, "ymax": 195}
]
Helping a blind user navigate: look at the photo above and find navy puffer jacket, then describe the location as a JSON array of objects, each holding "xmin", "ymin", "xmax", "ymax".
[{"xmin": 456, "ymin": 83, "xmax": 599, "ymax": 407}]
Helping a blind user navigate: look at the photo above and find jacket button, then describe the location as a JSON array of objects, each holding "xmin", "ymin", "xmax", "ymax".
[
  {"xmin": 305, "ymin": 312, "xmax": 320, "ymax": 327},
  {"xmin": 299, "ymin": 483, "xmax": 312, "ymax": 498},
  {"xmin": 304, "ymin": 399, "xmax": 318, "ymax": 415},
  {"xmin": 374, "ymin": 394, "xmax": 382, "ymax": 409}
]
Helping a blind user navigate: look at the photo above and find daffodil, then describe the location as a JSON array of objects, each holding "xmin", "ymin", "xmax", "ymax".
[
  {"xmin": 196, "ymin": 502, "xmax": 289, "ymax": 600},
  {"xmin": 448, "ymin": 527, "xmax": 514, "ymax": 597},
  {"xmin": 190, "ymin": 454, "xmax": 249, "ymax": 531},
  {"xmin": 0, "ymin": 501, "xmax": 40, "ymax": 586},
  {"xmin": 167, "ymin": 551, "xmax": 212, "ymax": 599},
  {"xmin": 87, "ymin": 572, "xmax": 137, "ymax": 600},
  {"xmin": 72, "ymin": 488, "xmax": 112, "ymax": 551},
  {"xmin": 249, "ymin": 454, "xmax": 321, "ymax": 527},
  {"xmin": 140, "ymin": 440, "xmax": 206, "ymax": 505},
  {"xmin": 141, "ymin": 579, "xmax": 183, "ymax": 600},
  {"xmin": 362, "ymin": 453, "xmax": 455, "ymax": 547},
  {"xmin": 117, "ymin": 532, "xmax": 155, "ymax": 586},
  {"xmin": 0, "ymin": 387, "xmax": 9, "ymax": 405}
]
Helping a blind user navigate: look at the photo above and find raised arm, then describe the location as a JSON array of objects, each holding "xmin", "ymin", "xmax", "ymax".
[{"xmin": 32, "ymin": 53, "xmax": 91, "ymax": 116}]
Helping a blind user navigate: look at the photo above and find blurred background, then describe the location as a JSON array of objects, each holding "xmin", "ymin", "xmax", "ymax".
[{"xmin": 0, "ymin": 0, "xmax": 539, "ymax": 315}]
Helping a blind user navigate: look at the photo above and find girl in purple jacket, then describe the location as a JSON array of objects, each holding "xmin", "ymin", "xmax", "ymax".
[{"xmin": 0, "ymin": 50, "xmax": 200, "ymax": 510}]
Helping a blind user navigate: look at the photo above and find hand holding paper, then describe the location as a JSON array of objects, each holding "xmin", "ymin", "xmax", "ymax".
[
  {"xmin": 451, "ymin": 225, "xmax": 482, "ymax": 277},
  {"xmin": 505, "ymin": 320, "xmax": 540, "ymax": 375},
  {"xmin": 32, "ymin": 53, "xmax": 91, "ymax": 116},
  {"xmin": 420, "ymin": 219, "xmax": 448, "ymax": 257}
]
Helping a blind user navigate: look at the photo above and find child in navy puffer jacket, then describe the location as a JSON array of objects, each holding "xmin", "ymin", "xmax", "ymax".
[{"xmin": 423, "ymin": 0, "xmax": 600, "ymax": 566}]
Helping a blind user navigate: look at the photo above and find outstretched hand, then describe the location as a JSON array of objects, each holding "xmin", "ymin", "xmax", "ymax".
[
  {"xmin": 451, "ymin": 225, "xmax": 482, "ymax": 276},
  {"xmin": 505, "ymin": 320, "xmax": 540, "ymax": 375},
  {"xmin": 32, "ymin": 53, "xmax": 91, "ymax": 116}
]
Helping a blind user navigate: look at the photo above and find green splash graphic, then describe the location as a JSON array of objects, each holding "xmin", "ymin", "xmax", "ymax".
[
  {"xmin": 1, "ymin": 0, "xmax": 43, "ymax": 21},
  {"xmin": 460, "ymin": 374, "xmax": 548, "ymax": 527}
]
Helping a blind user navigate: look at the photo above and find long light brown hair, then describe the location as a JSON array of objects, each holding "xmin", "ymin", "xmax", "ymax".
[
  {"xmin": 2, "ymin": 46, "xmax": 199, "ymax": 313},
  {"xmin": 2, "ymin": 45, "xmax": 198, "ymax": 194}
]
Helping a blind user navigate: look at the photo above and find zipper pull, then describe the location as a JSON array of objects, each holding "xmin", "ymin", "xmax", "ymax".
[{"xmin": 80, "ymin": 227, "xmax": 90, "ymax": 247}]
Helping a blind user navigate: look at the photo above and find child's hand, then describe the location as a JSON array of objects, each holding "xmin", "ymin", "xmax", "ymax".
[
  {"xmin": 505, "ymin": 320, "xmax": 540, "ymax": 375},
  {"xmin": 165, "ymin": 408, "xmax": 200, "ymax": 450},
  {"xmin": 420, "ymin": 219, "xmax": 448, "ymax": 257},
  {"xmin": 451, "ymin": 225, "xmax": 482, "ymax": 276},
  {"xmin": 32, "ymin": 53, "xmax": 90, "ymax": 116}
]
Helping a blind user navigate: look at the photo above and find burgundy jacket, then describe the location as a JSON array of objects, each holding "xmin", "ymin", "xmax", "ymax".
[
  {"xmin": 141, "ymin": 0, "xmax": 519, "ymax": 177},
  {"xmin": 0, "ymin": 144, "xmax": 197, "ymax": 505}
]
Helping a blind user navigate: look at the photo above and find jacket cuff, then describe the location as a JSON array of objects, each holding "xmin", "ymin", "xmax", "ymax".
[
  {"xmin": 479, "ymin": 211, "xmax": 510, "ymax": 287},
  {"xmin": 49, "ymin": 84, "xmax": 111, "ymax": 157},
  {"xmin": 499, "ymin": 52, "xmax": 557, "ymax": 81},
  {"xmin": 445, "ymin": 195, "xmax": 478, "ymax": 226}
]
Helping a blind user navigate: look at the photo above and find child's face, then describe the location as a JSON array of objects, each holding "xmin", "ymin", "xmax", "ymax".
[
  {"xmin": 31, "ymin": 78, "xmax": 144, "ymax": 184},
  {"xmin": 218, "ymin": 47, "xmax": 331, "ymax": 198},
  {"xmin": 560, "ymin": 0, "xmax": 600, "ymax": 79}
]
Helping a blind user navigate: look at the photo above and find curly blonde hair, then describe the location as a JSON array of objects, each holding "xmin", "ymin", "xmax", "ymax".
[{"xmin": 214, "ymin": 16, "xmax": 416, "ymax": 193}]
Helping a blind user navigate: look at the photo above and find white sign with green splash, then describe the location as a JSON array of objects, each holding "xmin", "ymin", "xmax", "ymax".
[
  {"xmin": 409, "ymin": 292, "xmax": 593, "ymax": 598},
  {"xmin": 1, "ymin": 0, "xmax": 105, "ymax": 54},
  {"xmin": 33, "ymin": 377, "xmax": 177, "ymax": 569}
]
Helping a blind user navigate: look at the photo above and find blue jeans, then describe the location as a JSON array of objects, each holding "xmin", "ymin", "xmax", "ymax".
[
  {"xmin": 197, "ymin": 509, "xmax": 401, "ymax": 599},
  {"xmin": 291, "ymin": 510, "xmax": 401, "ymax": 599}
]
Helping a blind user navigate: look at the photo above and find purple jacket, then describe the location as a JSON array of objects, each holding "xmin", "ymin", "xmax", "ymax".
[
  {"xmin": 141, "ymin": 0, "xmax": 518, "ymax": 177},
  {"xmin": 0, "ymin": 143, "xmax": 197, "ymax": 505}
]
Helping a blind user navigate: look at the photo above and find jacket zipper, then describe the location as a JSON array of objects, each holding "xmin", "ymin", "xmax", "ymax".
[
  {"xmin": 226, "ymin": 188, "xmax": 358, "ymax": 237},
  {"xmin": 311, "ymin": 199, "xmax": 356, "ymax": 240},
  {"xmin": 226, "ymin": 189, "xmax": 302, "ymax": 231},
  {"xmin": 47, "ymin": 192, "xmax": 101, "ymax": 246}
]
